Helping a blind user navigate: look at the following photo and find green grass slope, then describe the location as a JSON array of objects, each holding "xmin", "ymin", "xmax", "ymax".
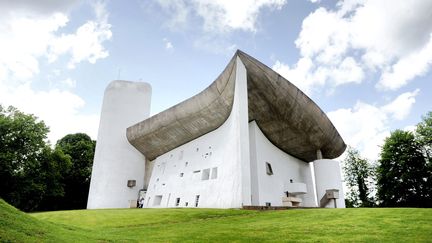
[
  {"xmin": 1, "ymin": 199, "xmax": 431, "ymax": 242},
  {"xmin": 0, "ymin": 198, "xmax": 60, "ymax": 242}
]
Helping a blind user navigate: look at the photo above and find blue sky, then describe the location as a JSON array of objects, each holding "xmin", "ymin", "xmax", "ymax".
[{"xmin": 0, "ymin": 0, "xmax": 431, "ymax": 161}]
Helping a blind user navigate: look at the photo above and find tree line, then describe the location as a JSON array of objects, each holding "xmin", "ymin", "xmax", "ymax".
[
  {"xmin": 343, "ymin": 111, "xmax": 432, "ymax": 207},
  {"xmin": 0, "ymin": 105, "xmax": 95, "ymax": 212}
]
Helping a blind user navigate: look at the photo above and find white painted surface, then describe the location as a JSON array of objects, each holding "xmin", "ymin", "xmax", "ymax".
[
  {"xmin": 143, "ymin": 59, "xmax": 250, "ymax": 208},
  {"xmin": 284, "ymin": 182, "xmax": 307, "ymax": 195},
  {"xmin": 313, "ymin": 159, "xmax": 346, "ymax": 208},
  {"xmin": 87, "ymin": 80, "xmax": 151, "ymax": 209},
  {"xmin": 235, "ymin": 57, "xmax": 252, "ymax": 207},
  {"xmin": 248, "ymin": 121, "xmax": 317, "ymax": 207}
]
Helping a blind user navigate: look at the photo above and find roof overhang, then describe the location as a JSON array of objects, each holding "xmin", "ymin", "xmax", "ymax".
[{"xmin": 126, "ymin": 50, "xmax": 346, "ymax": 162}]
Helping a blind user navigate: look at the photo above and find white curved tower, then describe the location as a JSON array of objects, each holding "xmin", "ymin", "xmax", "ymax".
[
  {"xmin": 313, "ymin": 159, "xmax": 345, "ymax": 208},
  {"xmin": 87, "ymin": 80, "xmax": 151, "ymax": 209}
]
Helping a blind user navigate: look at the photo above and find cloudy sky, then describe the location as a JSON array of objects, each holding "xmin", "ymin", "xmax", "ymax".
[{"xmin": 1, "ymin": 0, "xmax": 431, "ymax": 161}]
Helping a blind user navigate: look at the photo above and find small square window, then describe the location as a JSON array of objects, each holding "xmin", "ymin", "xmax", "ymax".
[
  {"xmin": 127, "ymin": 180, "xmax": 136, "ymax": 187},
  {"xmin": 201, "ymin": 168, "xmax": 210, "ymax": 180},
  {"xmin": 265, "ymin": 202, "xmax": 271, "ymax": 207},
  {"xmin": 265, "ymin": 162, "xmax": 273, "ymax": 175},
  {"xmin": 211, "ymin": 167, "xmax": 218, "ymax": 179}
]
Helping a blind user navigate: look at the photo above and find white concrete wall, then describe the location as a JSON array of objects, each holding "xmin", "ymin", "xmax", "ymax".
[
  {"xmin": 143, "ymin": 58, "xmax": 250, "ymax": 208},
  {"xmin": 87, "ymin": 80, "xmax": 151, "ymax": 209},
  {"xmin": 313, "ymin": 159, "xmax": 345, "ymax": 208},
  {"xmin": 249, "ymin": 121, "xmax": 317, "ymax": 207}
]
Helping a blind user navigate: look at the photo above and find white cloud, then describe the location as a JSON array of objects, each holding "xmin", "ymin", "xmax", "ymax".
[
  {"xmin": 328, "ymin": 90, "xmax": 420, "ymax": 161},
  {"xmin": 377, "ymin": 37, "xmax": 432, "ymax": 90},
  {"xmin": 192, "ymin": 0, "xmax": 286, "ymax": 33},
  {"xmin": 154, "ymin": 0, "xmax": 190, "ymax": 30},
  {"xmin": 0, "ymin": 82, "xmax": 99, "ymax": 144},
  {"xmin": 0, "ymin": 1, "xmax": 109, "ymax": 142},
  {"xmin": 382, "ymin": 89, "xmax": 420, "ymax": 120},
  {"xmin": 163, "ymin": 38, "xmax": 174, "ymax": 50},
  {"xmin": 154, "ymin": 0, "xmax": 286, "ymax": 33},
  {"xmin": 0, "ymin": 1, "xmax": 112, "ymax": 79},
  {"xmin": 272, "ymin": 56, "xmax": 363, "ymax": 95},
  {"xmin": 274, "ymin": 0, "xmax": 432, "ymax": 93},
  {"xmin": 48, "ymin": 1, "xmax": 112, "ymax": 69}
]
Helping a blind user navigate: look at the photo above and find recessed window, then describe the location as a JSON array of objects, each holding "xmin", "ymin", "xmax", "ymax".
[
  {"xmin": 265, "ymin": 202, "xmax": 271, "ymax": 207},
  {"xmin": 265, "ymin": 162, "xmax": 273, "ymax": 175},
  {"xmin": 127, "ymin": 180, "xmax": 136, "ymax": 187},
  {"xmin": 201, "ymin": 168, "xmax": 210, "ymax": 180},
  {"xmin": 153, "ymin": 195, "xmax": 162, "ymax": 206},
  {"xmin": 211, "ymin": 167, "xmax": 218, "ymax": 179},
  {"xmin": 179, "ymin": 172, "xmax": 184, "ymax": 177},
  {"xmin": 175, "ymin": 198, "xmax": 180, "ymax": 206},
  {"xmin": 185, "ymin": 202, "xmax": 188, "ymax": 207},
  {"xmin": 195, "ymin": 195, "xmax": 200, "ymax": 207}
]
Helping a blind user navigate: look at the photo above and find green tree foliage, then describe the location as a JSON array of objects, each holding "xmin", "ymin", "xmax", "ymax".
[
  {"xmin": 342, "ymin": 147, "xmax": 375, "ymax": 207},
  {"xmin": 56, "ymin": 133, "xmax": 95, "ymax": 209},
  {"xmin": 377, "ymin": 130, "xmax": 431, "ymax": 207},
  {"xmin": 416, "ymin": 111, "xmax": 432, "ymax": 158},
  {"xmin": 0, "ymin": 105, "xmax": 71, "ymax": 211},
  {"xmin": 415, "ymin": 111, "xmax": 432, "ymax": 203}
]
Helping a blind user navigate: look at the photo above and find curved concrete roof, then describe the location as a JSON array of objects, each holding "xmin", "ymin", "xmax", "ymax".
[{"xmin": 127, "ymin": 50, "xmax": 346, "ymax": 162}]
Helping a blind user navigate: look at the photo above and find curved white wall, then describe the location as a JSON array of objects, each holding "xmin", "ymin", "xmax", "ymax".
[
  {"xmin": 143, "ymin": 57, "xmax": 250, "ymax": 208},
  {"xmin": 87, "ymin": 80, "xmax": 151, "ymax": 209},
  {"xmin": 249, "ymin": 121, "xmax": 317, "ymax": 207},
  {"xmin": 313, "ymin": 159, "xmax": 345, "ymax": 208}
]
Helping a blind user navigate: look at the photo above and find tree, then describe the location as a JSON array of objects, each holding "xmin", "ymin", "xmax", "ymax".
[
  {"xmin": 416, "ymin": 111, "xmax": 432, "ymax": 158},
  {"xmin": 56, "ymin": 133, "xmax": 95, "ymax": 209},
  {"xmin": 0, "ymin": 105, "xmax": 70, "ymax": 211},
  {"xmin": 36, "ymin": 147, "xmax": 71, "ymax": 211},
  {"xmin": 415, "ymin": 111, "xmax": 432, "ymax": 203},
  {"xmin": 342, "ymin": 147, "xmax": 375, "ymax": 207},
  {"xmin": 0, "ymin": 105, "xmax": 48, "ymax": 210},
  {"xmin": 377, "ymin": 130, "xmax": 430, "ymax": 207}
]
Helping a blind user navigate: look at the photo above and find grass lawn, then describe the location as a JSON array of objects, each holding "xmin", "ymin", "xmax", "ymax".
[{"xmin": 1, "ymin": 199, "xmax": 431, "ymax": 242}]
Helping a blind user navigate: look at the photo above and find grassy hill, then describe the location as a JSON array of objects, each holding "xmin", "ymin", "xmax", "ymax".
[{"xmin": 1, "ymin": 199, "xmax": 431, "ymax": 242}]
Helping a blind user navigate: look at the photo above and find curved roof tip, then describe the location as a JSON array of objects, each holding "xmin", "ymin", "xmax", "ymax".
[{"xmin": 126, "ymin": 50, "xmax": 346, "ymax": 162}]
